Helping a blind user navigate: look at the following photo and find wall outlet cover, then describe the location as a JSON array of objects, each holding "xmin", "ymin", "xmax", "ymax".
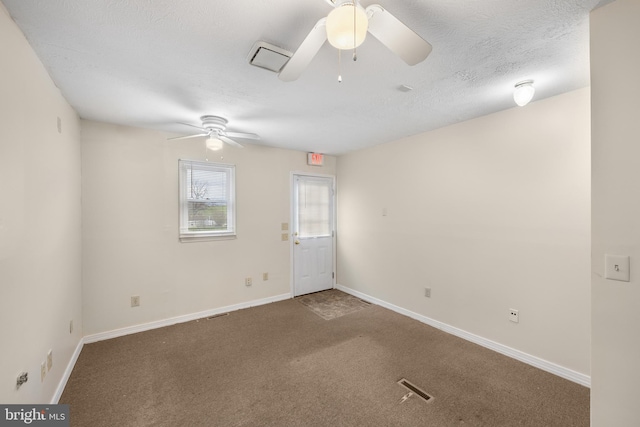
[{"xmin": 16, "ymin": 372, "xmax": 28, "ymax": 389}]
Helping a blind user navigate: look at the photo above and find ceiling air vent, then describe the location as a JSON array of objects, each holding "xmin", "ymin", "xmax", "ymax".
[{"xmin": 247, "ymin": 41, "xmax": 292, "ymax": 73}]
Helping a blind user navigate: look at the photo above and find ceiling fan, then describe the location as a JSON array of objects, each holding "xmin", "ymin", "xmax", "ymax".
[
  {"xmin": 168, "ymin": 115, "xmax": 260, "ymax": 150},
  {"xmin": 279, "ymin": 0, "xmax": 432, "ymax": 82}
]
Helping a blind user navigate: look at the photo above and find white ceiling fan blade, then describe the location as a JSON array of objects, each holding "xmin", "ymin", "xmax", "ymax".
[
  {"xmin": 219, "ymin": 135, "xmax": 244, "ymax": 149},
  {"xmin": 278, "ymin": 18, "xmax": 327, "ymax": 82},
  {"xmin": 365, "ymin": 4, "xmax": 432, "ymax": 66},
  {"xmin": 177, "ymin": 122, "xmax": 207, "ymax": 132},
  {"xmin": 223, "ymin": 131, "xmax": 260, "ymax": 140},
  {"xmin": 167, "ymin": 133, "xmax": 209, "ymax": 141}
]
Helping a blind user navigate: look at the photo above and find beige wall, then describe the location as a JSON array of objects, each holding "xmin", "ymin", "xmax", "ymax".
[
  {"xmin": 0, "ymin": 4, "xmax": 83, "ymax": 403},
  {"xmin": 0, "ymin": 0, "xmax": 603, "ymax": 406},
  {"xmin": 591, "ymin": 0, "xmax": 640, "ymax": 424},
  {"xmin": 81, "ymin": 120, "xmax": 336, "ymax": 335},
  {"xmin": 337, "ymin": 88, "xmax": 591, "ymax": 376}
]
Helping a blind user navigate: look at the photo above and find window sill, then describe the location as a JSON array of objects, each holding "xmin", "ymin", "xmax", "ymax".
[{"xmin": 179, "ymin": 232, "xmax": 237, "ymax": 243}]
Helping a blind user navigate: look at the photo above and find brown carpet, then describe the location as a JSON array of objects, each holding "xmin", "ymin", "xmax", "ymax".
[
  {"xmin": 61, "ymin": 290, "xmax": 589, "ymax": 426},
  {"xmin": 296, "ymin": 289, "xmax": 371, "ymax": 320}
]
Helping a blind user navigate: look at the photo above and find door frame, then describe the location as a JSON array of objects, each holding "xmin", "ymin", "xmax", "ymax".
[{"xmin": 289, "ymin": 171, "xmax": 337, "ymax": 297}]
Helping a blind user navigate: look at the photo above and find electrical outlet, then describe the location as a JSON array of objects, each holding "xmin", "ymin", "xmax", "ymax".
[
  {"xmin": 40, "ymin": 362, "xmax": 46, "ymax": 382},
  {"xmin": 47, "ymin": 350, "xmax": 53, "ymax": 371},
  {"xmin": 509, "ymin": 309, "xmax": 519, "ymax": 323},
  {"xmin": 424, "ymin": 287, "xmax": 431, "ymax": 298},
  {"xmin": 16, "ymin": 372, "xmax": 28, "ymax": 389},
  {"xmin": 131, "ymin": 295, "xmax": 140, "ymax": 307},
  {"xmin": 245, "ymin": 277, "xmax": 252, "ymax": 286},
  {"xmin": 263, "ymin": 272, "xmax": 269, "ymax": 281}
]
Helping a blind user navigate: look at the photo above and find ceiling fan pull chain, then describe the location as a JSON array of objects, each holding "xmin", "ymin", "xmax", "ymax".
[
  {"xmin": 353, "ymin": 0, "xmax": 358, "ymax": 61},
  {"xmin": 338, "ymin": 48, "xmax": 342, "ymax": 83}
]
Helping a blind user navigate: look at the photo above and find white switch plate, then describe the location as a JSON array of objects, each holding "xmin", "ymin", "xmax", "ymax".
[{"xmin": 605, "ymin": 254, "xmax": 630, "ymax": 282}]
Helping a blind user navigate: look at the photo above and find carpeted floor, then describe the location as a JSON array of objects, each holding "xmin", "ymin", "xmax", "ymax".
[
  {"xmin": 61, "ymin": 290, "xmax": 589, "ymax": 426},
  {"xmin": 296, "ymin": 289, "xmax": 371, "ymax": 320}
]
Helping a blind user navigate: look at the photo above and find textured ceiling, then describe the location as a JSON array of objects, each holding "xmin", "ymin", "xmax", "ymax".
[{"xmin": 2, "ymin": 0, "xmax": 607, "ymax": 155}]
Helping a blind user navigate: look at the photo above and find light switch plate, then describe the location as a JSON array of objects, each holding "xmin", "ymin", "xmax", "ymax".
[{"xmin": 605, "ymin": 254, "xmax": 630, "ymax": 282}]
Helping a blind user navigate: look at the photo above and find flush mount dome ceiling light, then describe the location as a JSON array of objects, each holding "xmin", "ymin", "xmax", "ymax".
[
  {"xmin": 326, "ymin": 1, "xmax": 368, "ymax": 50},
  {"xmin": 514, "ymin": 80, "xmax": 535, "ymax": 106}
]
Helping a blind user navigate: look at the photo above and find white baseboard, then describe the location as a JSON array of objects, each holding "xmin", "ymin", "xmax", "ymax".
[
  {"xmin": 336, "ymin": 284, "xmax": 591, "ymax": 388},
  {"xmin": 51, "ymin": 338, "xmax": 84, "ymax": 404},
  {"xmin": 54, "ymin": 287, "xmax": 589, "ymax": 403},
  {"xmin": 52, "ymin": 293, "xmax": 291, "ymax": 402},
  {"xmin": 84, "ymin": 293, "xmax": 292, "ymax": 344}
]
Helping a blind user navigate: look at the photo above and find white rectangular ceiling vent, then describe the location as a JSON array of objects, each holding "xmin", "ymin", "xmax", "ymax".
[{"xmin": 247, "ymin": 41, "xmax": 292, "ymax": 73}]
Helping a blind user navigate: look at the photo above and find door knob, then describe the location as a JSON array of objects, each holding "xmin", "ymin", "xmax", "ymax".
[{"xmin": 294, "ymin": 240, "xmax": 300, "ymax": 245}]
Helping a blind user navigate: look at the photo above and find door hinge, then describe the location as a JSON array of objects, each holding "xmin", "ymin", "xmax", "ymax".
[{"xmin": 332, "ymin": 272, "xmax": 335, "ymax": 279}]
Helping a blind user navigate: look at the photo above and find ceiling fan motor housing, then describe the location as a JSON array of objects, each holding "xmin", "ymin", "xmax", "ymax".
[{"xmin": 200, "ymin": 115, "xmax": 228, "ymax": 132}]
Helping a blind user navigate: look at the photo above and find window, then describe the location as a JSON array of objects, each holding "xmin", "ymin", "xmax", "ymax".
[
  {"xmin": 295, "ymin": 176, "xmax": 333, "ymax": 238},
  {"xmin": 179, "ymin": 160, "xmax": 235, "ymax": 241}
]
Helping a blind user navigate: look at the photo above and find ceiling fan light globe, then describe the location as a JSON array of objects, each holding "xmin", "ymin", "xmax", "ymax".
[
  {"xmin": 326, "ymin": 4, "xmax": 368, "ymax": 50},
  {"xmin": 206, "ymin": 137, "xmax": 224, "ymax": 151}
]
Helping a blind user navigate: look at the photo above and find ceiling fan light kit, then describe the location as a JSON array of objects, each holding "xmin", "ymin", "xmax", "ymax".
[
  {"xmin": 326, "ymin": 2, "xmax": 368, "ymax": 49},
  {"xmin": 167, "ymin": 115, "xmax": 260, "ymax": 150},
  {"xmin": 206, "ymin": 137, "xmax": 224, "ymax": 151},
  {"xmin": 278, "ymin": 1, "xmax": 432, "ymax": 82}
]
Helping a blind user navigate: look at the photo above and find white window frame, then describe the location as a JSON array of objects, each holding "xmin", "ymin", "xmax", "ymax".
[{"xmin": 179, "ymin": 159, "xmax": 236, "ymax": 242}]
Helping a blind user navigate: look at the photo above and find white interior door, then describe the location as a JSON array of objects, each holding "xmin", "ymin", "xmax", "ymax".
[{"xmin": 292, "ymin": 174, "xmax": 335, "ymax": 297}]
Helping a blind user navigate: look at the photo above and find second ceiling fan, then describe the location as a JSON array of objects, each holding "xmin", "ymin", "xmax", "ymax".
[
  {"xmin": 279, "ymin": 0, "xmax": 432, "ymax": 82},
  {"xmin": 168, "ymin": 116, "xmax": 259, "ymax": 150}
]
